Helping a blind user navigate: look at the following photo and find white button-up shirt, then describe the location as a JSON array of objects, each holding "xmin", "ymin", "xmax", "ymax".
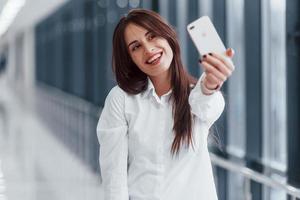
[{"xmin": 97, "ymin": 73, "xmax": 225, "ymax": 200}]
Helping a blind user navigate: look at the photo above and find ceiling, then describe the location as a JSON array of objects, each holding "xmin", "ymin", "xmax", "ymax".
[
  {"xmin": 0, "ymin": 0, "xmax": 8, "ymax": 13},
  {"xmin": 0, "ymin": 0, "xmax": 69, "ymax": 38}
]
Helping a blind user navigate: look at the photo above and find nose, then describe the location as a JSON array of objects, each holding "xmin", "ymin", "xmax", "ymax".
[{"xmin": 143, "ymin": 42, "xmax": 155, "ymax": 55}]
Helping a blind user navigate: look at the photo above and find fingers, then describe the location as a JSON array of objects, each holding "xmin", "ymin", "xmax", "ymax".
[
  {"xmin": 201, "ymin": 60, "xmax": 227, "ymax": 82},
  {"xmin": 226, "ymin": 48, "xmax": 235, "ymax": 58},
  {"xmin": 210, "ymin": 52, "xmax": 235, "ymax": 71},
  {"xmin": 202, "ymin": 54, "xmax": 232, "ymax": 77},
  {"xmin": 199, "ymin": 49, "xmax": 235, "ymax": 90},
  {"xmin": 205, "ymin": 73, "xmax": 224, "ymax": 87}
]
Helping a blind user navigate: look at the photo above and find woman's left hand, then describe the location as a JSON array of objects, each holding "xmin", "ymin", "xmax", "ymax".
[{"xmin": 200, "ymin": 48, "xmax": 235, "ymax": 92}]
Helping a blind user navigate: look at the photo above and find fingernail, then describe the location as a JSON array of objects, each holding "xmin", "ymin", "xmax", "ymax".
[{"xmin": 208, "ymin": 53, "xmax": 212, "ymax": 56}]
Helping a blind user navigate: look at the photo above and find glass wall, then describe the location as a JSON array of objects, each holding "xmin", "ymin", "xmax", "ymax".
[{"xmin": 34, "ymin": 0, "xmax": 295, "ymax": 199}]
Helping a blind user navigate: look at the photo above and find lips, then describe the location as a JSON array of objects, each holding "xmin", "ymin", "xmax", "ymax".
[{"xmin": 145, "ymin": 52, "xmax": 163, "ymax": 65}]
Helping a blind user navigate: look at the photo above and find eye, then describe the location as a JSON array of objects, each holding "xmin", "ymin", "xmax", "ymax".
[
  {"xmin": 132, "ymin": 44, "xmax": 140, "ymax": 51},
  {"xmin": 148, "ymin": 33, "xmax": 156, "ymax": 40}
]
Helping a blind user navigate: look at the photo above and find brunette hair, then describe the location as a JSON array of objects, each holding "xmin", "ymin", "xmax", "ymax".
[{"xmin": 112, "ymin": 9, "xmax": 197, "ymax": 155}]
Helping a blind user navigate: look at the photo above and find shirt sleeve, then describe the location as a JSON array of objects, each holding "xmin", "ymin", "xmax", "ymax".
[
  {"xmin": 96, "ymin": 86, "xmax": 129, "ymax": 200},
  {"xmin": 188, "ymin": 73, "xmax": 225, "ymax": 128}
]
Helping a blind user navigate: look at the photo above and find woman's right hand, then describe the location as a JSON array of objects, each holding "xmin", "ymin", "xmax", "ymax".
[{"xmin": 199, "ymin": 48, "xmax": 235, "ymax": 93}]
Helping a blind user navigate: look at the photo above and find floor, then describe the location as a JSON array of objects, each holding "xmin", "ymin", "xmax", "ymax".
[{"xmin": 0, "ymin": 79, "xmax": 103, "ymax": 200}]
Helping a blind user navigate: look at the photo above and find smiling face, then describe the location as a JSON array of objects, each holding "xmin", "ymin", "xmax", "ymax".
[{"xmin": 124, "ymin": 23, "xmax": 174, "ymax": 79}]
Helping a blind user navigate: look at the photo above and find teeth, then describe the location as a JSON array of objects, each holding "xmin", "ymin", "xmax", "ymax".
[{"xmin": 147, "ymin": 53, "xmax": 162, "ymax": 64}]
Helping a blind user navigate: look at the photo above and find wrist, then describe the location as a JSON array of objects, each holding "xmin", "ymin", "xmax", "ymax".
[
  {"xmin": 205, "ymin": 83, "xmax": 219, "ymax": 90},
  {"xmin": 201, "ymin": 79, "xmax": 221, "ymax": 95}
]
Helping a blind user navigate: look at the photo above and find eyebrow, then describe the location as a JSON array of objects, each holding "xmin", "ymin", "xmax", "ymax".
[{"xmin": 127, "ymin": 31, "xmax": 151, "ymax": 49}]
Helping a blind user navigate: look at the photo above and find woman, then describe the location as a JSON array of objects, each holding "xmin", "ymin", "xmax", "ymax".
[{"xmin": 97, "ymin": 9, "xmax": 234, "ymax": 200}]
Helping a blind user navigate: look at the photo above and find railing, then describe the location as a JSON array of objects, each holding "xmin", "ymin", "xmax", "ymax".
[
  {"xmin": 210, "ymin": 153, "xmax": 300, "ymax": 200},
  {"xmin": 35, "ymin": 83, "xmax": 101, "ymax": 173}
]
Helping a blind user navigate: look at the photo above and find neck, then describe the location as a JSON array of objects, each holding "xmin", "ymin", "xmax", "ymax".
[{"xmin": 149, "ymin": 70, "xmax": 171, "ymax": 97}]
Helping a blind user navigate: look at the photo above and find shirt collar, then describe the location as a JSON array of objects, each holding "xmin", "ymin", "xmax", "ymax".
[
  {"xmin": 141, "ymin": 77, "xmax": 155, "ymax": 99},
  {"xmin": 141, "ymin": 77, "xmax": 172, "ymax": 100}
]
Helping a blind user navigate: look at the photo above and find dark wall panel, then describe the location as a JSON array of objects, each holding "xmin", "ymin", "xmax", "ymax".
[
  {"xmin": 71, "ymin": 1, "xmax": 86, "ymax": 98},
  {"xmin": 287, "ymin": 0, "xmax": 300, "ymax": 188},
  {"xmin": 245, "ymin": 0, "xmax": 263, "ymax": 199}
]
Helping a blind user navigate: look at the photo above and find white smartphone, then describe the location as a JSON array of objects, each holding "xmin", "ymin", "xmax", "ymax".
[{"xmin": 187, "ymin": 16, "xmax": 226, "ymax": 58}]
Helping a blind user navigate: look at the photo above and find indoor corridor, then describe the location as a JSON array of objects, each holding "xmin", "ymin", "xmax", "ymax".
[{"xmin": 0, "ymin": 80, "xmax": 103, "ymax": 200}]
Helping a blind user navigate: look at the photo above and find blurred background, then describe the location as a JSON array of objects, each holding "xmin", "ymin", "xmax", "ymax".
[{"xmin": 0, "ymin": 0, "xmax": 299, "ymax": 199}]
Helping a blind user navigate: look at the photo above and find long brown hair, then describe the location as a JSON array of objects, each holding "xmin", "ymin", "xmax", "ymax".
[{"xmin": 112, "ymin": 9, "xmax": 197, "ymax": 155}]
